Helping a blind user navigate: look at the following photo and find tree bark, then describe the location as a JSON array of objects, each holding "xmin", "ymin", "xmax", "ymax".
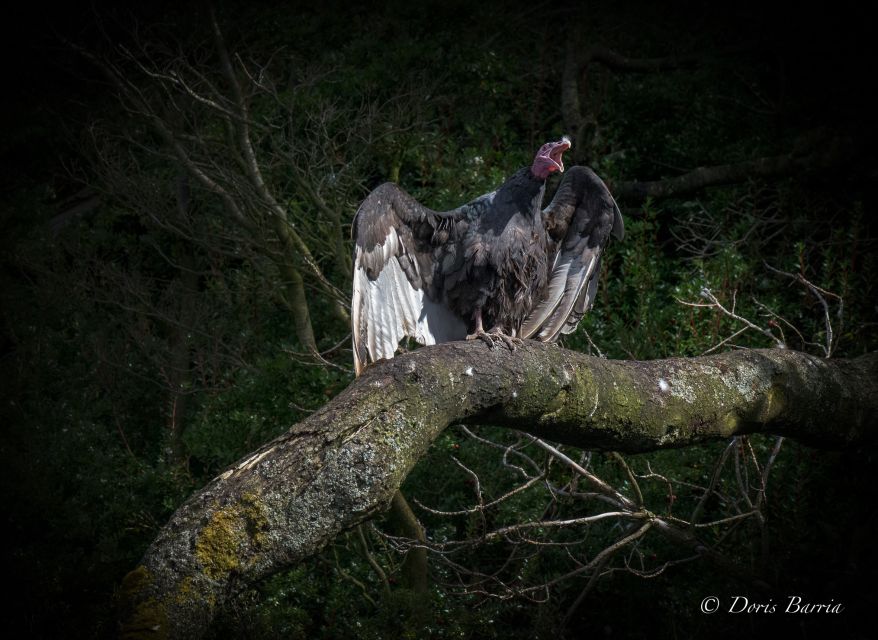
[{"xmin": 118, "ymin": 342, "xmax": 878, "ymax": 639}]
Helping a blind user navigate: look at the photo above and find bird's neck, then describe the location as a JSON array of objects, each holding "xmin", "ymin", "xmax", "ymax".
[{"xmin": 501, "ymin": 167, "xmax": 546, "ymax": 219}]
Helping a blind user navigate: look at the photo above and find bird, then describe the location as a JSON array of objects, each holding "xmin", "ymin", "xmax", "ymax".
[{"xmin": 351, "ymin": 137, "xmax": 624, "ymax": 375}]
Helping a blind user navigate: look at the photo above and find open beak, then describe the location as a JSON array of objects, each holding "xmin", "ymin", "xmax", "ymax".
[{"xmin": 548, "ymin": 136, "xmax": 571, "ymax": 172}]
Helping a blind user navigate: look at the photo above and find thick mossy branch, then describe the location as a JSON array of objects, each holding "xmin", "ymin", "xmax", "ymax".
[{"xmin": 120, "ymin": 343, "xmax": 878, "ymax": 638}]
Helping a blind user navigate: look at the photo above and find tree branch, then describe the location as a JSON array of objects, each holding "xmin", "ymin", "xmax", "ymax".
[
  {"xmin": 586, "ymin": 44, "xmax": 750, "ymax": 73},
  {"xmin": 613, "ymin": 134, "xmax": 858, "ymax": 203},
  {"xmin": 119, "ymin": 342, "xmax": 878, "ymax": 638},
  {"xmin": 613, "ymin": 154, "xmax": 802, "ymax": 203}
]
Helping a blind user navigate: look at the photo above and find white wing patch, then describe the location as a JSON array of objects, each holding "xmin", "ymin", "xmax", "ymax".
[
  {"xmin": 560, "ymin": 257, "xmax": 601, "ymax": 336},
  {"xmin": 520, "ymin": 253, "xmax": 596, "ymax": 341},
  {"xmin": 353, "ymin": 227, "xmax": 466, "ymax": 375},
  {"xmin": 518, "ymin": 252, "xmax": 572, "ymax": 339}
]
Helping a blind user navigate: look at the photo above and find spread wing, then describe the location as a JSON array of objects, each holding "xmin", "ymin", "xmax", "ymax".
[
  {"xmin": 352, "ymin": 183, "xmax": 468, "ymax": 375},
  {"xmin": 519, "ymin": 166, "xmax": 624, "ymax": 341}
]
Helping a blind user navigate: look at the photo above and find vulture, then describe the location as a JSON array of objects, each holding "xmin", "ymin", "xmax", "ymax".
[{"xmin": 351, "ymin": 137, "xmax": 624, "ymax": 375}]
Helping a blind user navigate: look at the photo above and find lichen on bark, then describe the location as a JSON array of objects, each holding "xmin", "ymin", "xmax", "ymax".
[
  {"xmin": 194, "ymin": 492, "xmax": 269, "ymax": 580},
  {"xmin": 118, "ymin": 567, "xmax": 168, "ymax": 640}
]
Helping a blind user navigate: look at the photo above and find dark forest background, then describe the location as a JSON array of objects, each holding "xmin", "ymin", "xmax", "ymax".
[{"xmin": 2, "ymin": 1, "xmax": 877, "ymax": 638}]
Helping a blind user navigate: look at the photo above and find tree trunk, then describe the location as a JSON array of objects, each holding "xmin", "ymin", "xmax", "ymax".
[
  {"xmin": 387, "ymin": 491, "xmax": 429, "ymax": 593},
  {"xmin": 118, "ymin": 342, "xmax": 878, "ymax": 638},
  {"xmin": 163, "ymin": 258, "xmax": 198, "ymax": 465},
  {"xmin": 163, "ymin": 178, "xmax": 199, "ymax": 464}
]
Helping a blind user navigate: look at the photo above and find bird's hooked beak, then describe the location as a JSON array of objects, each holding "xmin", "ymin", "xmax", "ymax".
[
  {"xmin": 547, "ymin": 136, "xmax": 572, "ymax": 173},
  {"xmin": 534, "ymin": 136, "xmax": 571, "ymax": 176},
  {"xmin": 531, "ymin": 136, "xmax": 573, "ymax": 179}
]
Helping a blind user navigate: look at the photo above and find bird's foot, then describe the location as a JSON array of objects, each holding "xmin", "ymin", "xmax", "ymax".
[
  {"xmin": 467, "ymin": 329, "xmax": 521, "ymax": 351},
  {"xmin": 466, "ymin": 330, "xmax": 501, "ymax": 349},
  {"xmin": 488, "ymin": 328, "xmax": 522, "ymax": 351}
]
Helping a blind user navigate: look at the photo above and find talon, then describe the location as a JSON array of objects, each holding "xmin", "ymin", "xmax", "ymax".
[
  {"xmin": 495, "ymin": 333, "xmax": 515, "ymax": 350},
  {"xmin": 466, "ymin": 330, "xmax": 498, "ymax": 349},
  {"xmin": 486, "ymin": 328, "xmax": 521, "ymax": 351}
]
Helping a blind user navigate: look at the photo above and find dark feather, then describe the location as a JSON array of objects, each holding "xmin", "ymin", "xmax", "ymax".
[{"xmin": 520, "ymin": 167, "xmax": 621, "ymax": 340}]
